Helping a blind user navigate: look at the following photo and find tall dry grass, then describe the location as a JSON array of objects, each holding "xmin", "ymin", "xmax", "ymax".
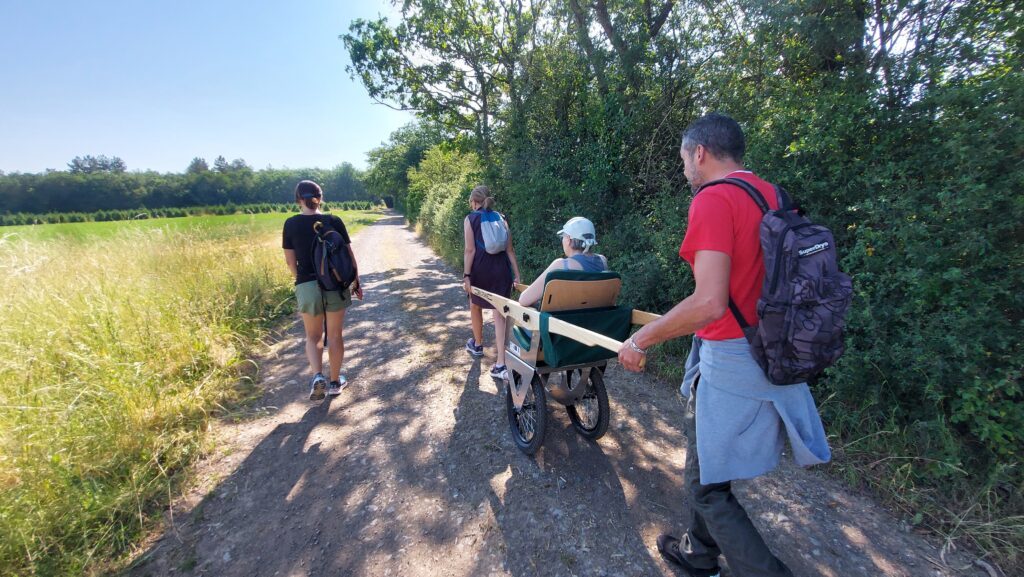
[{"xmin": 0, "ymin": 221, "xmax": 293, "ymax": 575}]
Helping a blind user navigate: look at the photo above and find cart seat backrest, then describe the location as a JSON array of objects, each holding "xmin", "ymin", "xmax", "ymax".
[{"xmin": 539, "ymin": 270, "xmax": 621, "ymax": 312}]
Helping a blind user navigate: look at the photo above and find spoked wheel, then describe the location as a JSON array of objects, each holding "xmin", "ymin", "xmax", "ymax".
[
  {"xmin": 506, "ymin": 371, "xmax": 547, "ymax": 455},
  {"xmin": 565, "ymin": 367, "xmax": 610, "ymax": 440}
]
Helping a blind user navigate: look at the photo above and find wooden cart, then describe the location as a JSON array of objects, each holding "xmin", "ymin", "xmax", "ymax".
[{"xmin": 471, "ymin": 271, "xmax": 659, "ymax": 454}]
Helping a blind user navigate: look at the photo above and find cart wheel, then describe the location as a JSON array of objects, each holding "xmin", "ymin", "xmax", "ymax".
[
  {"xmin": 506, "ymin": 372, "xmax": 546, "ymax": 455},
  {"xmin": 566, "ymin": 368, "xmax": 609, "ymax": 440}
]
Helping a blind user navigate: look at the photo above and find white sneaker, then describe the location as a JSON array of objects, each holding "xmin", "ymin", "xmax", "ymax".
[{"xmin": 309, "ymin": 373, "xmax": 327, "ymax": 401}]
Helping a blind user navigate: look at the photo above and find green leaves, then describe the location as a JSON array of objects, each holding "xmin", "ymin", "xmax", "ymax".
[{"xmin": 343, "ymin": 1, "xmax": 543, "ymax": 163}]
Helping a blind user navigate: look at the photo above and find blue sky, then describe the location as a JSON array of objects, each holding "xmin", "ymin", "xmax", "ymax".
[{"xmin": 0, "ymin": 1, "xmax": 415, "ymax": 174}]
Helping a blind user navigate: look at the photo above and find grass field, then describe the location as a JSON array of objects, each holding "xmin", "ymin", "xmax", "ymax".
[{"xmin": 0, "ymin": 210, "xmax": 381, "ymax": 576}]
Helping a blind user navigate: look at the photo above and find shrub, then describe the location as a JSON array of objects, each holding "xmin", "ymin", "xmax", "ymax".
[{"xmin": 407, "ymin": 146, "xmax": 482, "ymax": 263}]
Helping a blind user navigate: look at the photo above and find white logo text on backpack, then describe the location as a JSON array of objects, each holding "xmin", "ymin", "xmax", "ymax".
[{"xmin": 798, "ymin": 242, "xmax": 830, "ymax": 257}]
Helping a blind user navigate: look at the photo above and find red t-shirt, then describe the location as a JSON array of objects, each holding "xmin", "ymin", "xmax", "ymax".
[{"xmin": 679, "ymin": 171, "xmax": 778, "ymax": 340}]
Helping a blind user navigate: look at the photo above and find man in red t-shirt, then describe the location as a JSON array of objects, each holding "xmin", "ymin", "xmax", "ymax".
[{"xmin": 618, "ymin": 113, "xmax": 828, "ymax": 577}]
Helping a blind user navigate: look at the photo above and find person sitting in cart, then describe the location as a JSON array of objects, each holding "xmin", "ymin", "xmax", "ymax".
[{"xmin": 518, "ymin": 216, "xmax": 609, "ymax": 307}]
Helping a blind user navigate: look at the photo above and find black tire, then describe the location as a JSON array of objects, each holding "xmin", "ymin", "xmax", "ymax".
[
  {"xmin": 566, "ymin": 368, "xmax": 610, "ymax": 440},
  {"xmin": 506, "ymin": 372, "xmax": 546, "ymax": 455}
]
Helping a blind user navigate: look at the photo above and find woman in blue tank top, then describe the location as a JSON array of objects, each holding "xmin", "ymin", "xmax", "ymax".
[{"xmin": 519, "ymin": 216, "xmax": 609, "ymax": 307}]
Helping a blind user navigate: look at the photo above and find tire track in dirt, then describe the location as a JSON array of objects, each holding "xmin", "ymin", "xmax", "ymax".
[{"xmin": 129, "ymin": 213, "xmax": 980, "ymax": 577}]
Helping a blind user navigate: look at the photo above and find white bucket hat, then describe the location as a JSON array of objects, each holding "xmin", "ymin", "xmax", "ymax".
[{"xmin": 556, "ymin": 216, "xmax": 597, "ymax": 249}]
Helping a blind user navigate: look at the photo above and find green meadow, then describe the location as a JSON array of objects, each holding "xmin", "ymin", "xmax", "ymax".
[{"xmin": 0, "ymin": 210, "xmax": 381, "ymax": 576}]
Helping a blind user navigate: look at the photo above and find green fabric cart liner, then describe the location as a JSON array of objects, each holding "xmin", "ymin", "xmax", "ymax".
[
  {"xmin": 539, "ymin": 306, "xmax": 633, "ymax": 368},
  {"xmin": 512, "ymin": 326, "xmax": 533, "ymax": 351}
]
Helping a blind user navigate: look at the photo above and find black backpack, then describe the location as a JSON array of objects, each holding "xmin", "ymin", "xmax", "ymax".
[
  {"xmin": 699, "ymin": 177, "xmax": 853, "ymax": 385},
  {"xmin": 311, "ymin": 220, "xmax": 357, "ymax": 291}
]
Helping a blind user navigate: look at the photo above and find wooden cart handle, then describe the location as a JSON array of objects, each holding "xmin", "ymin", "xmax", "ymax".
[
  {"xmin": 471, "ymin": 286, "xmax": 659, "ymax": 358},
  {"xmin": 509, "ymin": 284, "xmax": 656, "ymax": 328}
]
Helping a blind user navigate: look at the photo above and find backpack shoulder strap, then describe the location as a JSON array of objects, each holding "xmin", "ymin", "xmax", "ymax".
[
  {"xmin": 468, "ymin": 211, "xmax": 485, "ymax": 250},
  {"xmin": 728, "ymin": 299, "xmax": 752, "ymax": 332},
  {"xmin": 696, "ymin": 177, "xmax": 766, "ymax": 336},
  {"xmin": 698, "ymin": 177, "xmax": 771, "ymax": 214},
  {"xmin": 775, "ymin": 185, "xmax": 794, "ymax": 211}
]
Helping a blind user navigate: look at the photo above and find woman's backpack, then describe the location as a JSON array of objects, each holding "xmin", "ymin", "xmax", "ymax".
[
  {"xmin": 312, "ymin": 220, "xmax": 357, "ymax": 291},
  {"xmin": 475, "ymin": 210, "xmax": 509, "ymax": 254},
  {"xmin": 701, "ymin": 177, "xmax": 853, "ymax": 385}
]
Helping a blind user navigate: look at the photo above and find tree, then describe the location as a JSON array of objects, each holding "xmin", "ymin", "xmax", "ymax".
[
  {"xmin": 108, "ymin": 156, "xmax": 128, "ymax": 173},
  {"xmin": 565, "ymin": 0, "xmax": 677, "ymax": 99},
  {"xmin": 68, "ymin": 155, "xmax": 127, "ymax": 174},
  {"xmin": 186, "ymin": 157, "xmax": 209, "ymax": 174},
  {"xmin": 343, "ymin": 0, "xmax": 542, "ymax": 168},
  {"xmin": 363, "ymin": 122, "xmax": 447, "ymax": 209},
  {"xmin": 213, "ymin": 155, "xmax": 230, "ymax": 173},
  {"xmin": 0, "ymin": 162, "xmax": 372, "ymax": 213}
]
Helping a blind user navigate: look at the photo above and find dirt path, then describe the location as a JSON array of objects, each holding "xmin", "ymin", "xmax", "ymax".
[{"xmin": 129, "ymin": 213, "xmax": 984, "ymax": 577}]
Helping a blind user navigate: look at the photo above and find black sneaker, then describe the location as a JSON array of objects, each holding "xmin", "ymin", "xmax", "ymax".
[
  {"xmin": 308, "ymin": 373, "xmax": 327, "ymax": 401},
  {"xmin": 465, "ymin": 338, "xmax": 484, "ymax": 357},
  {"xmin": 327, "ymin": 376, "xmax": 348, "ymax": 396},
  {"xmin": 489, "ymin": 364, "xmax": 509, "ymax": 381},
  {"xmin": 656, "ymin": 534, "xmax": 720, "ymax": 577}
]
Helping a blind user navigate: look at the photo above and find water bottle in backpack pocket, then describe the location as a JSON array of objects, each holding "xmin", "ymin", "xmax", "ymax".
[{"xmin": 704, "ymin": 178, "xmax": 853, "ymax": 385}]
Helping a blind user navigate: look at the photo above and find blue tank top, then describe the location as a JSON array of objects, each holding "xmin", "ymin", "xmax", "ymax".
[{"xmin": 562, "ymin": 253, "xmax": 608, "ymax": 272}]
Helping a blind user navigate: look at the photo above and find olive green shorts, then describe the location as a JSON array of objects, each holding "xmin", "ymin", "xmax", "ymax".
[{"xmin": 295, "ymin": 280, "xmax": 352, "ymax": 315}]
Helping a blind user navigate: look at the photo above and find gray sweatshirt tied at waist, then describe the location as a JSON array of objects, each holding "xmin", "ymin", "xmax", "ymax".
[{"xmin": 682, "ymin": 336, "xmax": 831, "ymax": 484}]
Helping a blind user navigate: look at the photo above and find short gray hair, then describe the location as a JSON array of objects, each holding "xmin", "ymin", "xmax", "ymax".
[{"xmin": 681, "ymin": 112, "xmax": 746, "ymax": 162}]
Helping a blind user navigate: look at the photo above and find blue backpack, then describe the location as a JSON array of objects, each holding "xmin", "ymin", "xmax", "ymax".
[
  {"xmin": 474, "ymin": 209, "xmax": 509, "ymax": 254},
  {"xmin": 311, "ymin": 220, "xmax": 357, "ymax": 291}
]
